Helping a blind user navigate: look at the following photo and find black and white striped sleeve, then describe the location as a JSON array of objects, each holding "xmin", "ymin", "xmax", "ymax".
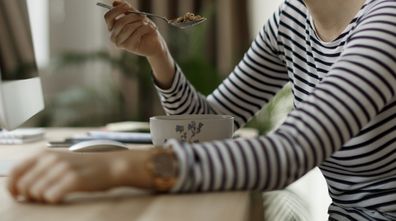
[
  {"xmin": 155, "ymin": 4, "xmax": 289, "ymax": 129},
  {"xmin": 168, "ymin": 2, "xmax": 396, "ymax": 193}
]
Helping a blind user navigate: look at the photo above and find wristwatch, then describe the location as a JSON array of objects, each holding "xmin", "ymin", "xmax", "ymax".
[{"xmin": 146, "ymin": 148, "xmax": 179, "ymax": 192}]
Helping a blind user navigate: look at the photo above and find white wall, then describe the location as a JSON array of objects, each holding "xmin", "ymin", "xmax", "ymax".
[
  {"xmin": 27, "ymin": 0, "xmax": 49, "ymax": 68},
  {"xmin": 248, "ymin": 0, "xmax": 283, "ymax": 37}
]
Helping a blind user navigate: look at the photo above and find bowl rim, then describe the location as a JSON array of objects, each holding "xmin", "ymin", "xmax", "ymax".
[{"xmin": 150, "ymin": 114, "xmax": 234, "ymax": 121}]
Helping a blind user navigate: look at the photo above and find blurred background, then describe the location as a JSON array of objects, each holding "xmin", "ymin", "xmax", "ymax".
[
  {"xmin": 23, "ymin": 0, "xmax": 331, "ymax": 220},
  {"xmin": 25, "ymin": 0, "xmax": 288, "ymax": 128}
]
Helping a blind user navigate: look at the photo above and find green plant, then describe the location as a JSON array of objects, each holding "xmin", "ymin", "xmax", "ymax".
[
  {"xmin": 167, "ymin": 4, "xmax": 222, "ymax": 95},
  {"xmin": 37, "ymin": 51, "xmax": 156, "ymax": 127},
  {"xmin": 60, "ymin": 51, "xmax": 153, "ymax": 111},
  {"xmin": 246, "ymin": 84, "xmax": 293, "ymax": 135}
]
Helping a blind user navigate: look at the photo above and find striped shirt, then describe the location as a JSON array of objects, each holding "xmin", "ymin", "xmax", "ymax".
[{"xmin": 155, "ymin": 0, "xmax": 396, "ymax": 220}]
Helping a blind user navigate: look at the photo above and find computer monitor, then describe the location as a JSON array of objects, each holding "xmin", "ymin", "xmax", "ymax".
[{"xmin": 0, "ymin": 0, "xmax": 44, "ymax": 130}]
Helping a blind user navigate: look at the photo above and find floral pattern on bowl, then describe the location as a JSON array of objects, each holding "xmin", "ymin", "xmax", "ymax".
[{"xmin": 175, "ymin": 121, "xmax": 204, "ymax": 143}]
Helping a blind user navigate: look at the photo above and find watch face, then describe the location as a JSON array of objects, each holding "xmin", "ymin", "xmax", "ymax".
[
  {"xmin": 154, "ymin": 151, "xmax": 177, "ymax": 178},
  {"xmin": 151, "ymin": 150, "xmax": 178, "ymax": 191}
]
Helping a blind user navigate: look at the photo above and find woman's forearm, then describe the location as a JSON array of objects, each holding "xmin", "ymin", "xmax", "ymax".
[
  {"xmin": 111, "ymin": 148, "xmax": 178, "ymax": 192},
  {"xmin": 110, "ymin": 150, "xmax": 155, "ymax": 189},
  {"xmin": 147, "ymin": 45, "xmax": 176, "ymax": 90}
]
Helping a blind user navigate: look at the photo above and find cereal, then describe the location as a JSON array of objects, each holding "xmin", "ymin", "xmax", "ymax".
[{"xmin": 175, "ymin": 12, "xmax": 204, "ymax": 23}]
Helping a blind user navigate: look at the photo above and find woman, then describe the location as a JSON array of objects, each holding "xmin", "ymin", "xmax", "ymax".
[{"xmin": 8, "ymin": 0, "xmax": 396, "ymax": 220}]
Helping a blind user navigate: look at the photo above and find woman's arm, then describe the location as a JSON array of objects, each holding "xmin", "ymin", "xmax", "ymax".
[
  {"xmin": 155, "ymin": 4, "xmax": 289, "ymax": 129},
  {"xmin": 168, "ymin": 2, "xmax": 396, "ymax": 193},
  {"xmin": 104, "ymin": 1, "xmax": 175, "ymax": 89},
  {"xmin": 7, "ymin": 149, "xmax": 157, "ymax": 204}
]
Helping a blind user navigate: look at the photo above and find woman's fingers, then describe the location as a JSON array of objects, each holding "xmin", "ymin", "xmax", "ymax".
[
  {"xmin": 7, "ymin": 153, "xmax": 41, "ymax": 197},
  {"xmin": 111, "ymin": 14, "xmax": 145, "ymax": 41},
  {"xmin": 6, "ymin": 150, "xmax": 124, "ymax": 204},
  {"xmin": 115, "ymin": 19, "xmax": 157, "ymax": 48},
  {"xmin": 112, "ymin": 1, "xmax": 122, "ymax": 7},
  {"xmin": 121, "ymin": 25, "xmax": 152, "ymax": 50},
  {"xmin": 104, "ymin": 3, "xmax": 130, "ymax": 31},
  {"xmin": 130, "ymin": 23, "xmax": 156, "ymax": 44},
  {"xmin": 105, "ymin": 1, "xmax": 142, "ymax": 31},
  {"xmin": 113, "ymin": 1, "xmax": 139, "ymax": 12},
  {"xmin": 113, "ymin": 22, "xmax": 143, "ymax": 46},
  {"xmin": 42, "ymin": 172, "xmax": 80, "ymax": 204},
  {"xmin": 29, "ymin": 162, "xmax": 70, "ymax": 202},
  {"xmin": 15, "ymin": 154, "xmax": 59, "ymax": 199},
  {"xmin": 103, "ymin": 1, "xmax": 162, "ymax": 57}
]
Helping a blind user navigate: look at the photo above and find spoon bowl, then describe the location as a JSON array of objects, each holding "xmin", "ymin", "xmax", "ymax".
[{"xmin": 169, "ymin": 17, "xmax": 207, "ymax": 29}]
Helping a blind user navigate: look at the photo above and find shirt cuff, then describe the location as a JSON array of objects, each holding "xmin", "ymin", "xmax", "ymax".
[{"xmin": 153, "ymin": 64, "xmax": 184, "ymax": 96}]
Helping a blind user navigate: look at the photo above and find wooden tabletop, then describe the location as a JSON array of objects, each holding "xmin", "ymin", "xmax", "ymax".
[{"xmin": 0, "ymin": 128, "xmax": 263, "ymax": 221}]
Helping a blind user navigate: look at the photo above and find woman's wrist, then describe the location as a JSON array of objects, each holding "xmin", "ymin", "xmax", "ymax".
[
  {"xmin": 146, "ymin": 43, "xmax": 176, "ymax": 90},
  {"xmin": 108, "ymin": 150, "xmax": 155, "ymax": 189},
  {"xmin": 145, "ymin": 148, "xmax": 179, "ymax": 192},
  {"xmin": 107, "ymin": 148, "xmax": 179, "ymax": 192}
]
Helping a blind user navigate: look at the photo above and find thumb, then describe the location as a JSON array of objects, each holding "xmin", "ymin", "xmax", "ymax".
[{"xmin": 112, "ymin": 1, "xmax": 124, "ymax": 7}]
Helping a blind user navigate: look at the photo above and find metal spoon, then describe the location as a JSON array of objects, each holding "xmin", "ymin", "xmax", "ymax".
[{"xmin": 96, "ymin": 2, "xmax": 207, "ymax": 29}]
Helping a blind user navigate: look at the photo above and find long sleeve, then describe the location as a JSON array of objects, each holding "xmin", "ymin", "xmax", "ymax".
[
  {"xmin": 167, "ymin": 0, "xmax": 396, "ymax": 196},
  {"xmin": 155, "ymin": 4, "xmax": 289, "ymax": 129}
]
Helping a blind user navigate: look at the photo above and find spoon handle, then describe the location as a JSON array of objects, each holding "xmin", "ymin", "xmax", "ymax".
[
  {"xmin": 96, "ymin": 2, "xmax": 112, "ymax": 10},
  {"xmin": 96, "ymin": 2, "xmax": 170, "ymax": 24},
  {"xmin": 127, "ymin": 11, "xmax": 169, "ymax": 23}
]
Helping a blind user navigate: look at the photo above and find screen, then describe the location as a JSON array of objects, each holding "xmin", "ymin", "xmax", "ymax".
[{"xmin": 0, "ymin": 0, "xmax": 38, "ymax": 81}]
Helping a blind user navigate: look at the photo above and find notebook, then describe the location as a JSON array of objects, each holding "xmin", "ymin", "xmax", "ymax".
[{"xmin": 0, "ymin": 128, "xmax": 44, "ymax": 144}]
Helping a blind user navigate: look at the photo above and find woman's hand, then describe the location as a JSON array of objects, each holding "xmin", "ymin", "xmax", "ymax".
[
  {"xmin": 104, "ymin": 1, "xmax": 176, "ymax": 91},
  {"xmin": 104, "ymin": 1, "xmax": 166, "ymax": 58},
  {"xmin": 7, "ymin": 149, "xmax": 153, "ymax": 204}
]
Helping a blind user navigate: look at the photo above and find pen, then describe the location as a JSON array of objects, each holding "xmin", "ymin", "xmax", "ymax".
[
  {"xmin": 47, "ymin": 135, "xmax": 153, "ymax": 148},
  {"xmin": 46, "ymin": 138, "xmax": 92, "ymax": 148}
]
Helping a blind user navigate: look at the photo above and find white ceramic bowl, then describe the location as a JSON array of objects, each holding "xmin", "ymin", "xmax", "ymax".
[{"xmin": 150, "ymin": 114, "xmax": 234, "ymax": 146}]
